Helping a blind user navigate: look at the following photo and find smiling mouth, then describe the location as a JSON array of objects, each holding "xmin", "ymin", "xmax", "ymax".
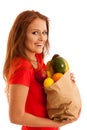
[{"xmin": 36, "ymin": 43, "xmax": 44, "ymax": 47}]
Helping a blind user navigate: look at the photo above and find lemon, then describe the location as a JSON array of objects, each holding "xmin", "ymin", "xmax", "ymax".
[{"xmin": 44, "ymin": 77, "xmax": 54, "ymax": 88}]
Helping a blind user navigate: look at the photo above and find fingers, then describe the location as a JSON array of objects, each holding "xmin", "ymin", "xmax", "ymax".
[{"xmin": 70, "ymin": 73, "xmax": 75, "ymax": 82}]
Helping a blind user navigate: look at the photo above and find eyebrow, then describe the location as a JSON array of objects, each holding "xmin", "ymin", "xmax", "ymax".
[{"xmin": 31, "ymin": 29, "xmax": 47, "ymax": 31}]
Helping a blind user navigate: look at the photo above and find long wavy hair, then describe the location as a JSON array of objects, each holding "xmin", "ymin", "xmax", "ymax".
[{"xmin": 3, "ymin": 10, "xmax": 50, "ymax": 83}]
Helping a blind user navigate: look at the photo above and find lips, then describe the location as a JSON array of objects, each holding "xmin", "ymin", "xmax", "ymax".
[
  {"xmin": 36, "ymin": 43, "xmax": 44, "ymax": 46},
  {"xmin": 36, "ymin": 43, "xmax": 44, "ymax": 48}
]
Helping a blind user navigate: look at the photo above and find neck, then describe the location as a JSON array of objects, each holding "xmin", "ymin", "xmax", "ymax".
[
  {"xmin": 25, "ymin": 49, "xmax": 36, "ymax": 60},
  {"xmin": 25, "ymin": 51, "xmax": 38, "ymax": 68}
]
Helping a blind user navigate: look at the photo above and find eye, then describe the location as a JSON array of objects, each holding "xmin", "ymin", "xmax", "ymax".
[
  {"xmin": 32, "ymin": 31, "xmax": 38, "ymax": 35},
  {"xmin": 42, "ymin": 31, "xmax": 48, "ymax": 35}
]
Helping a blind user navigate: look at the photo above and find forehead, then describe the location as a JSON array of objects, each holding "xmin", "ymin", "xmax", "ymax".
[{"xmin": 28, "ymin": 18, "xmax": 47, "ymax": 30}]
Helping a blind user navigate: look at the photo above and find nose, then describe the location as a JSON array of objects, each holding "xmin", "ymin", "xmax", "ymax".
[{"xmin": 38, "ymin": 33, "xmax": 43, "ymax": 41}]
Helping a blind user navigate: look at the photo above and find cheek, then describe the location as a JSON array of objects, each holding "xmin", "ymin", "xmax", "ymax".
[
  {"xmin": 44, "ymin": 37, "xmax": 48, "ymax": 44},
  {"xmin": 44, "ymin": 35, "xmax": 48, "ymax": 42},
  {"xmin": 25, "ymin": 35, "xmax": 34, "ymax": 46},
  {"xmin": 25, "ymin": 37, "xmax": 31, "ymax": 48},
  {"xmin": 26, "ymin": 34, "xmax": 33, "ymax": 42}
]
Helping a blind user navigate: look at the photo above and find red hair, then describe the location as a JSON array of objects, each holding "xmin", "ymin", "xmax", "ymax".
[{"xmin": 3, "ymin": 10, "xmax": 50, "ymax": 82}]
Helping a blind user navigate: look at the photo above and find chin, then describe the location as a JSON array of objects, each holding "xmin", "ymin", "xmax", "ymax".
[{"xmin": 36, "ymin": 50, "xmax": 43, "ymax": 54}]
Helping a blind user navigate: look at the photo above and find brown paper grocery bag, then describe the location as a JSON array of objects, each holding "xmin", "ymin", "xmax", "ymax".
[{"xmin": 44, "ymin": 71, "xmax": 82, "ymax": 122}]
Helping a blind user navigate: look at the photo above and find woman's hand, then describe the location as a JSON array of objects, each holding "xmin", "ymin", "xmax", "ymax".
[
  {"xmin": 55, "ymin": 115, "xmax": 79, "ymax": 128},
  {"xmin": 70, "ymin": 72, "xmax": 75, "ymax": 82}
]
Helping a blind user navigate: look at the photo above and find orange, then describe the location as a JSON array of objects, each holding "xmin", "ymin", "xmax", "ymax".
[
  {"xmin": 52, "ymin": 72, "xmax": 63, "ymax": 82},
  {"xmin": 43, "ymin": 77, "xmax": 54, "ymax": 88}
]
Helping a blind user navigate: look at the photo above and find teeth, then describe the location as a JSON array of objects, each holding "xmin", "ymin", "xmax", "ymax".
[
  {"xmin": 35, "ymin": 43, "xmax": 44, "ymax": 47},
  {"xmin": 36, "ymin": 42, "xmax": 43, "ymax": 45},
  {"xmin": 37, "ymin": 44, "xmax": 43, "ymax": 46}
]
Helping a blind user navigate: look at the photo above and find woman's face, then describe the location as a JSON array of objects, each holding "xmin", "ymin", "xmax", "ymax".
[{"xmin": 25, "ymin": 18, "xmax": 48, "ymax": 54}]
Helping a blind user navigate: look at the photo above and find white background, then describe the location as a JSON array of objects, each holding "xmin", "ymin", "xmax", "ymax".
[{"xmin": 0, "ymin": 0, "xmax": 87, "ymax": 129}]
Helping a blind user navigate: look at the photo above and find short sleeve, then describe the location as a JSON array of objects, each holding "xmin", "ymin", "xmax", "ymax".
[
  {"xmin": 8, "ymin": 57, "xmax": 33, "ymax": 87},
  {"xmin": 9, "ymin": 69, "xmax": 31, "ymax": 87}
]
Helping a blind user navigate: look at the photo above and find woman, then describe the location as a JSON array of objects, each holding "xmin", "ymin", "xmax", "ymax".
[{"xmin": 3, "ymin": 10, "xmax": 77, "ymax": 130}]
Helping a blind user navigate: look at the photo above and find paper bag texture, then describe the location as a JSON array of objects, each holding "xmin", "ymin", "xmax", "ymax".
[{"xmin": 44, "ymin": 71, "xmax": 82, "ymax": 121}]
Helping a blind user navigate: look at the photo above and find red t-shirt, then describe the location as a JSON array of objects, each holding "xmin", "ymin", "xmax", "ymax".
[{"xmin": 8, "ymin": 54, "xmax": 58, "ymax": 130}]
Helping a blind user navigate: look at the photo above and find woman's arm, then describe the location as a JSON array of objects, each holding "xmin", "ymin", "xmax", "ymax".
[{"xmin": 8, "ymin": 84, "xmax": 78, "ymax": 128}]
